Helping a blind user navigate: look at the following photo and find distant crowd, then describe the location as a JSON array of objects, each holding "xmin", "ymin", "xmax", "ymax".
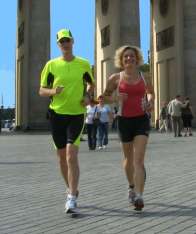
[{"xmin": 158, "ymin": 95, "xmax": 194, "ymax": 137}]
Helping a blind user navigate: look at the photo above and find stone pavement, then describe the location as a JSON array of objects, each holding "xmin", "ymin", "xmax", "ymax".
[{"xmin": 0, "ymin": 130, "xmax": 196, "ymax": 234}]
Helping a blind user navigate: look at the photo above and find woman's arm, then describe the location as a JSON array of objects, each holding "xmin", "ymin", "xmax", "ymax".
[
  {"xmin": 145, "ymin": 74, "xmax": 155, "ymax": 111},
  {"xmin": 102, "ymin": 73, "xmax": 119, "ymax": 103}
]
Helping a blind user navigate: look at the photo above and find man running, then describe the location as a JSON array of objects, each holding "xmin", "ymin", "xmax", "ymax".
[{"xmin": 39, "ymin": 28, "xmax": 94, "ymax": 214}]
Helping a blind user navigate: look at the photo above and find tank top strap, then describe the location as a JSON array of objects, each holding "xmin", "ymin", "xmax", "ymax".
[
  {"xmin": 117, "ymin": 72, "xmax": 123, "ymax": 94},
  {"xmin": 139, "ymin": 71, "xmax": 147, "ymax": 86},
  {"xmin": 117, "ymin": 72, "xmax": 124, "ymax": 116},
  {"xmin": 139, "ymin": 71, "xmax": 149, "ymax": 116}
]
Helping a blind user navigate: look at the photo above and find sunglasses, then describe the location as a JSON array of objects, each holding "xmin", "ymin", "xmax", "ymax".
[{"xmin": 59, "ymin": 38, "xmax": 71, "ymax": 44}]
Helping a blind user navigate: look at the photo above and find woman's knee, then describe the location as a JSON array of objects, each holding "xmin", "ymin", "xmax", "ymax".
[{"xmin": 134, "ymin": 156, "xmax": 144, "ymax": 168}]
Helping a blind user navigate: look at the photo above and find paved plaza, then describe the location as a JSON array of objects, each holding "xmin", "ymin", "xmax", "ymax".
[{"xmin": 0, "ymin": 130, "xmax": 196, "ymax": 234}]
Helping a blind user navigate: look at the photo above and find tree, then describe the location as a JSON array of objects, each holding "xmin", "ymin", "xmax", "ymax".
[
  {"xmin": 140, "ymin": 63, "xmax": 150, "ymax": 72},
  {"xmin": 1, "ymin": 108, "xmax": 15, "ymax": 120}
]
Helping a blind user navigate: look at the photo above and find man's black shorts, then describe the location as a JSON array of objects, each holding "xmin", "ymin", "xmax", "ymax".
[
  {"xmin": 48, "ymin": 109, "xmax": 85, "ymax": 149},
  {"xmin": 117, "ymin": 114, "xmax": 150, "ymax": 142}
]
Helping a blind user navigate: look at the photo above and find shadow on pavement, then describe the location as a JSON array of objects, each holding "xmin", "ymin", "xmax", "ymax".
[
  {"xmin": 0, "ymin": 161, "xmax": 47, "ymax": 165},
  {"xmin": 71, "ymin": 203, "xmax": 196, "ymax": 219}
]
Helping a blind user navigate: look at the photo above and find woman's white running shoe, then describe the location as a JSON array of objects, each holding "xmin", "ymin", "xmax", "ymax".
[{"xmin": 65, "ymin": 195, "xmax": 78, "ymax": 214}]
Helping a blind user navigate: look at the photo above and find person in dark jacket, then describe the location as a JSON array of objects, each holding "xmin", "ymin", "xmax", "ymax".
[{"xmin": 181, "ymin": 97, "xmax": 194, "ymax": 136}]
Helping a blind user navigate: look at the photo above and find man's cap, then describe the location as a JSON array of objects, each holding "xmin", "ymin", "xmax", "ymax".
[{"xmin": 56, "ymin": 29, "xmax": 73, "ymax": 42}]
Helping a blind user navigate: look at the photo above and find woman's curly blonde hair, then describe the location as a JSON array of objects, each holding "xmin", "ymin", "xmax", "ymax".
[{"xmin": 114, "ymin": 45, "xmax": 144, "ymax": 69}]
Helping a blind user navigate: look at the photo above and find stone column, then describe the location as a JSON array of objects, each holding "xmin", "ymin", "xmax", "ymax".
[
  {"xmin": 16, "ymin": 0, "xmax": 50, "ymax": 130},
  {"xmin": 151, "ymin": 0, "xmax": 184, "ymax": 122},
  {"xmin": 95, "ymin": 0, "xmax": 140, "ymax": 96},
  {"xmin": 183, "ymin": 0, "xmax": 196, "ymax": 124},
  {"xmin": 119, "ymin": 0, "xmax": 140, "ymax": 46}
]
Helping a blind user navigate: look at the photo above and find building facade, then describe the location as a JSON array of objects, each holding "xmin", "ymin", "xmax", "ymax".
[
  {"xmin": 151, "ymin": 0, "xmax": 185, "ymax": 122},
  {"xmin": 16, "ymin": 0, "xmax": 50, "ymax": 130},
  {"xmin": 95, "ymin": 0, "xmax": 140, "ymax": 96},
  {"xmin": 15, "ymin": 0, "xmax": 196, "ymax": 129}
]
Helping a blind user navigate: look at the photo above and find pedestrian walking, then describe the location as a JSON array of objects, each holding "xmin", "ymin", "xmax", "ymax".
[
  {"xmin": 85, "ymin": 100, "xmax": 98, "ymax": 150},
  {"xmin": 181, "ymin": 97, "xmax": 194, "ymax": 136},
  {"xmin": 96, "ymin": 95, "xmax": 113, "ymax": 150},
  {"xmin": 159, "ymin": 101, "xmax": 168, "ymax": 133},
  {"xmin": 168, "ymin": 95, "xmax": 188, "ymax": 137}
]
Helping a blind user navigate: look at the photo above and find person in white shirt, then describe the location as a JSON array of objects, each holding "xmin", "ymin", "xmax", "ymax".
[
  {"xmin": 85, "ymin": 100, "xmax": 99, "ymax": 150},
  {"xmin": 168, "ymin": 95, "xmax": 188, "ymax": 137},
  {"xmin": 96, "ymin": 95, "xmax": 113, "ymax": 149}
]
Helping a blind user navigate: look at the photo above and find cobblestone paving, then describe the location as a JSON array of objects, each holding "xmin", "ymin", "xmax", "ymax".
[{"xmin": 0, "ymin": 131, "xmax": 196, "ymax": 234}]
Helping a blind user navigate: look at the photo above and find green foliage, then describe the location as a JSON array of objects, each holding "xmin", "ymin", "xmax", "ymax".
[
  {"xmin": 0, "ymin": 108, "xmax": 15, "ymax": 120},
  {"xmin": 140, "ymin": 63, "xmax": 150, "ymax": 72}
]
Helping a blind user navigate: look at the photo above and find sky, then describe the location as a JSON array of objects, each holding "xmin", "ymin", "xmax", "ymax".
[{"xmin": 0, "ymin": 0, "xmax": 150, "ymax": 108}]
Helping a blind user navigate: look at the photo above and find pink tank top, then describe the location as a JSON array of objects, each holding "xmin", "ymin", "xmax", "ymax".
[{"xmin": 118, "ymin": 72, "xmax": 147, "ymax": 117}]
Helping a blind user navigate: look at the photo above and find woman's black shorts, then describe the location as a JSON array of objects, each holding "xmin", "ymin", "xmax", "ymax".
[
  {"xmin": 182, "ymin": 115, "xmax": 192, "ymax": 128},
  {"xmin": 117, "ymin": 114, "xmax": 150, "ymax": 142}
]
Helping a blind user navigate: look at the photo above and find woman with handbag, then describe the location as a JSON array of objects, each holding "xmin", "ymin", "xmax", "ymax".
[
  {"xmin": 96, "ymin": 95, "xmax": 113, "ymax": 150},
  {"xmin": 181, "ymin": 97, "xmax": 194, "ymax": 136},
  {"xmin": 85, "ymin": 100, "xmax": 99, "ymax": 150}
]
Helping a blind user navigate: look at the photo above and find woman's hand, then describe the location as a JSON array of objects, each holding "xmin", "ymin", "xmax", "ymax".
[
  {"xmin": 80, "ymin": 93, "xmax": 91, "ymax": 106},
  {"xmin": 146, "ymin": 100, "xmax": 154, "ymax": 112}
]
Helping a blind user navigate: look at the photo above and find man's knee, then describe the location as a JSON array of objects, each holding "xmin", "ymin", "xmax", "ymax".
[{"xmin": 66, "ymin": 151, "xmax": 78, "ymax": 167}]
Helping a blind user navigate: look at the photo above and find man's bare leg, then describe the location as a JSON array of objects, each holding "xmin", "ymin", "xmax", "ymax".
[
  {"xmin": 57, "ymin": 147, "xmax": 69, "ymax": 188},
  {"xmin": 66, "ymin": 144, "xmax": 80, "ymax": 196}
]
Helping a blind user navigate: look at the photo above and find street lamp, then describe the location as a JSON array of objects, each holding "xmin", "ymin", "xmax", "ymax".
[{"xmin": 0, "ymin": 105, "xmax": 3, "ymax": 133}]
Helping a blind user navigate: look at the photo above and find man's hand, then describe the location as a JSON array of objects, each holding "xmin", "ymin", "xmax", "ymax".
[
  {"xmin": 55, "ymin": 86, "xmax": 64, "ymax": 94},
  {"xmin": 39, "ymin": 86, "xmax": 64, "ymax": 97}
]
